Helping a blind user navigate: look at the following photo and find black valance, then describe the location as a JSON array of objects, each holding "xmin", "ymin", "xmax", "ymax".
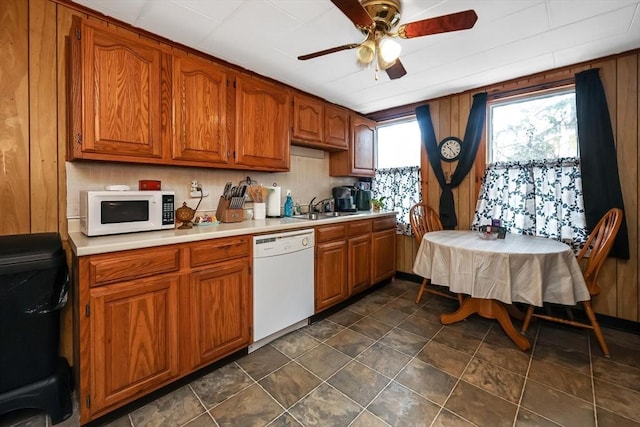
[
  {"xmin": 575, "ymin": 68, "xmax": 629, "ymax": 259},
  {"xmin": 416, "ymin": 93, "xmax": 487, "ymax": 228}
]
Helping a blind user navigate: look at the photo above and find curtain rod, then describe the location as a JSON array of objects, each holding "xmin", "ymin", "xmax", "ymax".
[{"xmin": 488, "ymin": 77, "xmax": 575, "ymax": 101}]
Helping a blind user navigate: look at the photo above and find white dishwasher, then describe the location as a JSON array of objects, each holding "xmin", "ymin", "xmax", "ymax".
[{"xmin": 250, "ymin": 228, "xmax": 315, "ymax": 352}]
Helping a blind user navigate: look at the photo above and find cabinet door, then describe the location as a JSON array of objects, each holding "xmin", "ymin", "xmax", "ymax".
[
  {"xmin": 89, "ymin": 276, "xmax": 179, "ymax": 413},
  {"xmin": 292, "ymin": 94, "xmax": 323, "ymax": 142},
  {"xmin": 172, "ymin": 54, "xmax": 229, "ymax": 164},
  {"xmin": 324, "ymin": 105, "xmax": 349, "ymax": 150},
  {"xmin": 372, "ymin": 228, "xmax": 397, "ymax": 283},
  {"xmin": 315, "ymin": 240, "xmax": 348, "ymax": 312},
  {"xmin": 348, "ymin": 234, "xmax": 371, "ymax": 295},
  {"xmin": 330, "ymin": 114, "xmax": 376, "ymax": 177},
  {"xmin": 351, "ymin": 115, "xmax": 376, "ymax": 176},
  {"xmin": 189, "ymin": 259, "xmax": 251, "ymax": 369},
  {"xmin": 74, "ymin": 19, "xmax": 164, "ymax": 159},
  {"xmin": 234, "ymin": 75, "xmax": 290, "ymax": 170}
]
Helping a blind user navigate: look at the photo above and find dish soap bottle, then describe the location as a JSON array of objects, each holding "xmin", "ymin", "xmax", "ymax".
[{"xmin": 284, "ymin": 190, "xmax": 294, "ymax": 217}]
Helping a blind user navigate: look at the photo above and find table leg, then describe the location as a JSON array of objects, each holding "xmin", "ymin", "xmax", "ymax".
[{"xmin": 440, "ymin": 297, "xmax": 531, "ymax": 352}]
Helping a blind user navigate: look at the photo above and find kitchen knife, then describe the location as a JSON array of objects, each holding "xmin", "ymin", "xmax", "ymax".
[{"xmin": 223, "ymin": 182, "xmax": 232, "ymax": 199}]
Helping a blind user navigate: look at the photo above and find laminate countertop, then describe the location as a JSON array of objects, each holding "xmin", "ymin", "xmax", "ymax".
[{"xmin": 68, "ymin": 210, "xmax": 397, "ymax": 256}]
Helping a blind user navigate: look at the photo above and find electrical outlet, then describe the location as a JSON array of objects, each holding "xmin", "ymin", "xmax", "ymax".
[
  {"xmin": 189, "ymin": 180, "xmax": 209, "ymax": 198},
  {"xmin": 190, "ymin": 189, "xmax": 209, "ymax": 198}
]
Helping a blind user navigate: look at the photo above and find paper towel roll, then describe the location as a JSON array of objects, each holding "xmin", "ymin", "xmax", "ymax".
[{"xmin": 267, "ymin": 186, "xmax": 281, "ymax": 217}]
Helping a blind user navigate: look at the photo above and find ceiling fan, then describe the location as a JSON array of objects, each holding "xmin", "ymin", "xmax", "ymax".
[{"xmin": 298, "ymin": 0, "xmax": 478, "ymax": 80}]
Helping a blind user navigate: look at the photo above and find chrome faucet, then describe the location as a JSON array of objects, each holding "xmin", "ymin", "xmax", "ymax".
[{"xmin": 312, "ymin": 197, "xmax": 334, "ymax": 213}]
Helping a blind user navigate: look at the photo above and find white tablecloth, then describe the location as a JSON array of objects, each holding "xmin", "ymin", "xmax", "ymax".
[{"xmin": 412, "ymin": 230, "xmax": 590, "ymax": 306}]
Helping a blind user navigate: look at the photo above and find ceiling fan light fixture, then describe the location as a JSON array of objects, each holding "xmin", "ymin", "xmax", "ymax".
[
  {"xmin": 377, "ymin": 38, "xmax": 401, "ymax": 69},
  {"xmin": 356, "ymin": 39, "xmax": 376, "ymax": 65}
]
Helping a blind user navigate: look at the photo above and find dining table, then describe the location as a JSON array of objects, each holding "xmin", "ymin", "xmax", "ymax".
[{"xmin": 413, "ymin": 230, "xmax": 590, "ymax": 351}]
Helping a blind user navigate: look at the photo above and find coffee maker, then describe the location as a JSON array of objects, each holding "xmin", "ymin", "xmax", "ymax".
[
  {"xmin": 354, "ymin": 181, "xmax": 372, "ymax": 210},
  {"xmin": 332, "ymin": 186, "xmax": 356, "ymax": 212},
  {"xmin": 355, "ymin": 189, "xmax": 372, "ymax": 210}
]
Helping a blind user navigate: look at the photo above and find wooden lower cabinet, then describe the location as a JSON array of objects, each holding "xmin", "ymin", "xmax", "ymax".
[
  {"xmin": 89, "ymin": 275, "xmax": 179, "ymax": 413},
  {"xmin": 75, "ymin": 237, "xmax": 251, "ymax": 424},
  {"xmin": 372, "ymin": 217, "xmax": 397, "ymax": 283},
  {"xmin": 347, "ymin": 221, "xmax": 372, "ymax": 295},
  {"xmin": 315, "ymin": 239, "xmax": 348, "ymax": 312},
  {"xmin": 315, "ymin": 216, "xmax": 395, "ymax": 313},
  {"xmin": 188, "ymin": 259, "xmax": 251, "ymax": 370}
]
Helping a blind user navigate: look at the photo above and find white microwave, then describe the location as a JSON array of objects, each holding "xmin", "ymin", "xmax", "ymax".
[{"xmin": 80, "ymin": 190, "xmax": 175, "ymax": 236}]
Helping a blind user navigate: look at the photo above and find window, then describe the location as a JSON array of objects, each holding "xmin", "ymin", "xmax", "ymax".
[
  {"xmin": 374, "ymin": 119, "xmax": 421, "ymax": 235},
  {"xmin": 489, "ymin": 89, "xmax": 578, "ymax": 162},
  {"xmin": 474, "ymin": 87, "xmax": 587, "ymax": 248},
  {"xmin": 377, "ymin": 120, "xmax": 421, "ymax": 168}
]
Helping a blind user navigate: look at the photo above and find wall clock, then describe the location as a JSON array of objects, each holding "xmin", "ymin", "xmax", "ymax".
[{"xmin": 438, "ymin": 136, "xmax": 462, "ymax": 162}]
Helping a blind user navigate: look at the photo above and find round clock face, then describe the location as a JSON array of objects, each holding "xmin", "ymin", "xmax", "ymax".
[{"xmin": 438, "ymin": 137, "xmax": 462, "ymax": 162}]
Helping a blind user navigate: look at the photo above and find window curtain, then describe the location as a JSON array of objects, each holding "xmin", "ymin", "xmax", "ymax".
[
  {"xmin": 472, "ymin": 158, "xmax": 588, "ymax": 250},
  {"xmin": 416, "ymin": 93, "xmax": 487, "ymax": 229},
  {"xmin": 575, "ymin": 68, "xmax": 629, "ymax": 259},
  {"xmin": 373, "ymin": 166, "xmax": 421, "ymax": 235}
]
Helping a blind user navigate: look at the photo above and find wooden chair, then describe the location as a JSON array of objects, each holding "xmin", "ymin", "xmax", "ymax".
[
  {"xmin": 410, "ymin": 204, "xmax": 463, "ymax": 305},
  {"xmin": 521, "ymin": 208, "xmax": 623, "ymax": 357}
]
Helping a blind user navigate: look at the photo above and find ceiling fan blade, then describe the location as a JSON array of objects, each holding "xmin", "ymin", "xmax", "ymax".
[
  {"xmin": 385, "ymin": 59, "xmax": 407, "ymax": 80},
  {"xmin": 298, "ymin": 43, "xmax": 361, "ymax": 60},
  {"xmin": 331, "ymin": 0, "xmax": 375, "ymax": 30},
  {"xmin": 398, "ymin": 10, "xmax": 478, "ymax": 39}
]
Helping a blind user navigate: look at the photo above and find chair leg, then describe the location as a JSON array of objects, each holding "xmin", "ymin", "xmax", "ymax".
[
  {"xmin": 456, "ymin": 293, "xmax": 464, "ymax": 306},
  {"xmin": 415, "ymin": 278, "xmax": 428, "ymax": 304},
  {"xmin": 583, "ymin": 301, "xmax": 610, "ymax": 357},
  {"xmin": 521, "ymin": 305, "xmax": 535, "ymax": 333}
]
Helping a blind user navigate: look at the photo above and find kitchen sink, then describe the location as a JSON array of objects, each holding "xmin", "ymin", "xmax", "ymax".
[{"xmin": 288, "ymin": 212, "xmax": 363, "ymax": 220}]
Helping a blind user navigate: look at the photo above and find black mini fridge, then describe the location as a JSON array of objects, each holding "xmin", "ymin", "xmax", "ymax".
[{"xmin": 0, "ymin": 232, "xmax": 72, "ymax": 424}]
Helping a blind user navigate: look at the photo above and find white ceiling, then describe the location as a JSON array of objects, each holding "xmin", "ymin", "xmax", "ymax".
[{"xmin": 72, "ymin": 0, "xmax": 640, "ymax": 115}]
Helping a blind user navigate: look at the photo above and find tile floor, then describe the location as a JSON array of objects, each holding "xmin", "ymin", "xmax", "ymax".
[{"xmin": 3, "ymin": 279, "xmax": 640, "ymax": 427}]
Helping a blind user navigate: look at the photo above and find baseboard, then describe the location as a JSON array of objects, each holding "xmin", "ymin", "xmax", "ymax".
[{"xmin": 394, "ymin": 271, "xmax": 422, "ymax": 284}]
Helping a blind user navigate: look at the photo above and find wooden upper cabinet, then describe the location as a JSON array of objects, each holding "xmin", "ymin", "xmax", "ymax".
[
  {"xmin": 234, "ymin": 75, "xmax": 290, "ymax": 171},
  {"xmin": 69, "ymin": 17, "xmax": 166, "ymax": 161},
  {"xmin": 291, "ymin": 97, "xmax": 349, "ymax": 151},
  {"xmin": 172, "ymin": 53, "xmax": 229, "ymax": 165},
  {"xmin": 324, "ymin": 105, "xmax": 350, "ymax": 150},
  {"xmin": 292, "ymin": 94, "xmax": 324, "ymax": 143},
  {"xmin": 330, "ymin": 114, "xmax": 376, "ymax": 177}
]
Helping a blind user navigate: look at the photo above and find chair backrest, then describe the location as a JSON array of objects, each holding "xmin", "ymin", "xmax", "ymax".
[
  {"xmin": 576, "ymin": 208, "xmax": 623, "ymax": 296},
  {"xmin": 426, "ymin": 206, "xmax": 444, "ymax": 232},
  {"xmin": 409, "ymin": 204, "xmax": 443, "ymax": 245}
]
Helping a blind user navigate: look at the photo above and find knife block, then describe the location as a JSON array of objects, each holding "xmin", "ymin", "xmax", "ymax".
[{"xmin": 216, "ymin": 197, "xmax": 243, "ymax": 223}]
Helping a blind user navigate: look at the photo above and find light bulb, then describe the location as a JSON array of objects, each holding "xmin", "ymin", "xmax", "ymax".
[
  {"xmin": 378, "ymin": 38, "xmax": 401, "ymax": 63},
  {"xmin": 356, "ymin": 40, "xmax": 376, "ymax": 65}
]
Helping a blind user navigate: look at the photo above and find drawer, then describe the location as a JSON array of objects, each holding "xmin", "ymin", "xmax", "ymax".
[
  {"xmin": 373, "ymin": 216, "xmax": 396, "ymax": 232},
  {"xmin": 316, "ymin": 224, "xmax": 346, "ymax": 243},
  {"xmin": 189, "ymin": 236, "xmax": 250, "ymax": 268},
  {"xmin": 347, "ymin": 220, "xmax": 371, "ymax": 237},
  {"xmin": 89, "ymin": 246, "xmax": 180, "ymax": 286}
]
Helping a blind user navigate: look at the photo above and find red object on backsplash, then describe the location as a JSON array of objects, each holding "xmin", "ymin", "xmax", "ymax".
[{"xmin": 139, "ymin": 180, "xmax": 161, "ymax": 191}]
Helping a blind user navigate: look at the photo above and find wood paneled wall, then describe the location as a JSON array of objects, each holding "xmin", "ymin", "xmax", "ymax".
[
  {"xmin": 393, "ymin": 52, "xmax": 639, "ymax": 322},
  {"xmin": 2, "ymin": 0, "xmax": 85, "ymax": 363}
]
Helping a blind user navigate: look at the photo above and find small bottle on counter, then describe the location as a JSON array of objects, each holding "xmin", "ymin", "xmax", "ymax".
[{"xmin": 284, "ymin": 190, "xmax": 294, "ymax": 217}]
